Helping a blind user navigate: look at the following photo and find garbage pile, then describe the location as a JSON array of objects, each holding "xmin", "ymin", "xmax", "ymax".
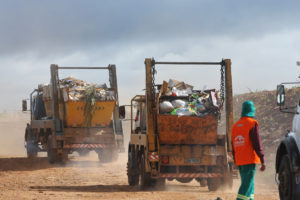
[
  {"xmin": 159, "ymin": 79, "xmax": 220, "ymax": 117},
  {"xmin": 43, "ymin": 76, "xmax": 115, "ymax": 101},
  {"xmin": 160, "ymin": 79, "xmax": 193, "ymax": 96}
]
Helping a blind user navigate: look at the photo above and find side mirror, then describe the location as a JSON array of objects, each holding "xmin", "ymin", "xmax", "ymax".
[
  {"xmin": 276, "ymin": 84, "xmax": 285, "ymax": 106},
  {"xmin": 119, "ymin": 105, "xmax": 125, "ymax": 119},
  {"xmin": 22, "ymin": 99, "xmax": 27, "ymax": 111}
]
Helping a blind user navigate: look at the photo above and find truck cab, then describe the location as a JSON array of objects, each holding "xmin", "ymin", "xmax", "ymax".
[{"xmin": 276, "ymin": 84, "xmax": 300, "ymax": 200}]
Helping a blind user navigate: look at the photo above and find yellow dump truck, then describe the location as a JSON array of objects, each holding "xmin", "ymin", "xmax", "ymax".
[
  {"xmin": 126, "ymin": 58, "xmax": 236, "ymax": 190},
  {"xmin": 23, "ymin": 65, "xmax": 124, "ymax": 163}
]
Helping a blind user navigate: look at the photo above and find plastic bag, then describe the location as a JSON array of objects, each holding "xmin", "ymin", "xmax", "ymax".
[
  {"xmin": 159, "ymin": 101, "xmax": 174, "ymax": 113},
  {"xmin": 171, "ymin": 107, "xmax": 196, "ymax": 116},
  {"xmin": 172, "ymin": 99, "xmax": 187, "ymax": 109},
  {"xmin": 195, "ymin": 103, "xmax": 206, "ymax": 112},
  {"xmin": 172, "ymin": 87, "xmax": 190, "ymax": 96}
]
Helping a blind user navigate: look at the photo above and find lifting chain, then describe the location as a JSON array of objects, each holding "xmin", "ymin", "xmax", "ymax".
[
  {"xmin": 109, "ymin": 66, "xmax": 113, "ymax": 88},
  {"xmin": 56, "ymin": 67, "xmax": 66, "ymax": 112},
  {"xmin": 220, "ymin": 62, "xmax": 225, "ymax": 109},
  {"xmin": 56, "ymin": 70, "xmax": 60, "ymax": 86},
  {"xmin": 151, "ymin": 62, "xmax": 157, "ymax": 108}
]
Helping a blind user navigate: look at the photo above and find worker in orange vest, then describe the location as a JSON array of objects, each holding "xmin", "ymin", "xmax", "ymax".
[{"xmin": 232, "ymin": 100, "xmax": 266, "ymax": 200}]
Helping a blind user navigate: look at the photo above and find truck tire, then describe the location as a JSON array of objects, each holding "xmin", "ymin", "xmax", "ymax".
[
  {"xmin": 97, "ymin": 151, "xmax": 107, "ymax": 162},
  {"xmin": 25, "ymin": 127, "xmax": 38, "ymax": 158},
  {"xmin": 78, "ymin": 150, "xmax": 89, "ymax": 157},
  {"xmin": 140, "ymin": 153, "xmax": 152, "ymax": 189},
  {"xmin": 47, "ymin": 135, "xmax": 58, "ymax": 164},
  {"xmin": 60, "ymin": 150, "xmax": 69, "ymax": 163},
  {"xmin": 154, "ymin": 178, "xmax": 166, "ymax": 189},
  {"xmin": 127, "ymin": 148, "xmax": 139, "ymax": 186},
  {"xmin": 279, "ymin": 155, "xmax": 294, "ymax": 200},
  {"xmin": 26, "ymin": 140, "xmax": 38, "ymax": 158},
  {"xmin": 176, "ymin": 178, "xmax": 193, "ymax": 183},
  {"xmin": 207, "ymin": 178, "xmax": 222, "ymax": 191},
  {"xmin": 196, "ymin": 178, "xmax": 208, "ymax": 187},
  {"xmin": 98, "ymin": 149, "xmax": 118, "ymax": 163}
]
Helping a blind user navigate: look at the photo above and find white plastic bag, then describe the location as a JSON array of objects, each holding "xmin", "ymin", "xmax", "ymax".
[
  {"xmin": 172, "ymin": 99, "xmax": 187, "ymax": 109},
  {"xmin": 159, "ymin": 101, "xmax": 174, "ymax": 113}
]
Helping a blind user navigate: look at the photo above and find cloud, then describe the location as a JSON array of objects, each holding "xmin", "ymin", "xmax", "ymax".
[
  {"xmin": 1, "ymin": 0, "xmax": 300, "ymax": 56},
  {"xmin": 1, "ymin": 0, "xmax": 300, "ymax": 111}
]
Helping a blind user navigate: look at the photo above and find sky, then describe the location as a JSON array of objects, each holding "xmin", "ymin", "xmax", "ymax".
[{"xmin": 1, "ymin": 0, "xmax": 300, "ymax": 111}]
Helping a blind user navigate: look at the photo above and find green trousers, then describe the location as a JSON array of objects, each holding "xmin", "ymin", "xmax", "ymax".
[{"xmin": 236, "ymin": 164, "xmax": 256, "ymax": 200}]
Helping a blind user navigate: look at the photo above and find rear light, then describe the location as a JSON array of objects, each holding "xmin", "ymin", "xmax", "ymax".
[{"xmin": 161, "ymin": 155, "xmax": 169, "ymax": 164}]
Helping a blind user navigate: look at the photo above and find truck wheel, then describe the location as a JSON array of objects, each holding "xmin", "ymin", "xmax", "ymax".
[
  {"xmin": 127, "ymin": 148, "xmax": 139, "ymax": 186},
  {"xmin": 196, "ymin": 178, "xmax": 208, "ymax": 187},
  {"xmin": 154, "ymin": 178, "xmax": 166, "ymax": 189},
  {"xmin": 207, "ymin": 178, "xmax": 222, "ymax": 191},
  {"xmin": 176, "ymin": 178, "xmax": 193, "ymax": 183},
  {"xmin": 26, "ymin": 140, "xmax": 38, "ymax": 158},
  {"xmin": 98, "ymin": 149, "xmax": 118, "ymax": 163},
  {"xmin": 279, "ymin": 155, "xmax": 294, "ymax": 200},
  {"xmin": 47, "ymin": 135, "xmax": 58, "ymax": 164},
  {"xmin": 60, "ymin": 150, "xmax": 69, "ymax": 163},
  {"xmin": 97, "ymin": 150, "xmax": 109, "ymax": 163},
  {"xmin": 78, "ymin": 150, "xmax": 89, "ymax": 157},
  {"xmin": 140, "ymin": 153, "xmax": 152, "ymax": 189},
  {"xmin": 25, "ymin": 127, "xmax": 38, "ymax": 158}
]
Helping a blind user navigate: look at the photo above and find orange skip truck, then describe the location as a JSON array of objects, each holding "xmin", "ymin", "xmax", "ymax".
[
  {"xmin": 23, "ymin": 65, "xmax": 124, "ymax": 163},
  {"xmin": 126, "ymin": 58, "xmax": 236, "ymax": 190}
]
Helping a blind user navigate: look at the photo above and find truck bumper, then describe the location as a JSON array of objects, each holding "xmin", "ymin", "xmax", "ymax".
[
  {"xmin": 64, "ymin": 143, "xmax": 115, "ymax": 149},
  {"xmin": 159, "ymin": 173, "xmax": 223, "ymax": 178}
]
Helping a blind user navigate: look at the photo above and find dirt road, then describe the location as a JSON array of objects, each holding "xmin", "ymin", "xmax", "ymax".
[
  {"xmin": 0, "ymin": 112, "xmax": 279, "ymax": 200},
  {"xmin": 0, "ymin": 153, "xmax": 279, "ymax": 200}
]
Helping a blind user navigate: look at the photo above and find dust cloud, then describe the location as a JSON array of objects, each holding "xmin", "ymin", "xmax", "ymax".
[
  {"xmin": 0, "ymin": 111, "xmax": 29, "ymax": 157},
  {"xmin": 0, "ymin": 110, "xmax": 131, "ymax": 158},
  {"xmin": 0, "ymin": 111, "xmax": 279, "ymax": 200}
]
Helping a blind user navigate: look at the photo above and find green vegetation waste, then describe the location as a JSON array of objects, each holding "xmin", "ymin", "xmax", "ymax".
[{"xmin": 83, "ymin": 86, "xmax": 96, "ymax": 127}]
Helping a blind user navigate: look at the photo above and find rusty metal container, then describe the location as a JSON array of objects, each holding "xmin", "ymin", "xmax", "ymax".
[{"xmin": 157, "ymin": 114, "xmax": 218, "ymax": 145}]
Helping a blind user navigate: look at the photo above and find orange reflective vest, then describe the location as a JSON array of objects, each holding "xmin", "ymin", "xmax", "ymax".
[{"xmin": 232, "ymin": 117, "xmax": 261, "ymax": 166}]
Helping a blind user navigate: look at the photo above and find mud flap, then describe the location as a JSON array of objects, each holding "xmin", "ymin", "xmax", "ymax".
[{"xmin": 294, "ymin": 174, "xmax": 300, "ymax": 199}]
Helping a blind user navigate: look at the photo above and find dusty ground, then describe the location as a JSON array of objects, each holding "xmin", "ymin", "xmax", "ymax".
[{"xmin": 0, "ymin": 112, "xmax": 279, "ymax": 200}]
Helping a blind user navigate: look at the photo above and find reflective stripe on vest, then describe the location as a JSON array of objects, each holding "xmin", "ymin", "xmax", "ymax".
[{"xmin": 232, "ymin": 117, "xmax": 261, "ymax": 166}]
